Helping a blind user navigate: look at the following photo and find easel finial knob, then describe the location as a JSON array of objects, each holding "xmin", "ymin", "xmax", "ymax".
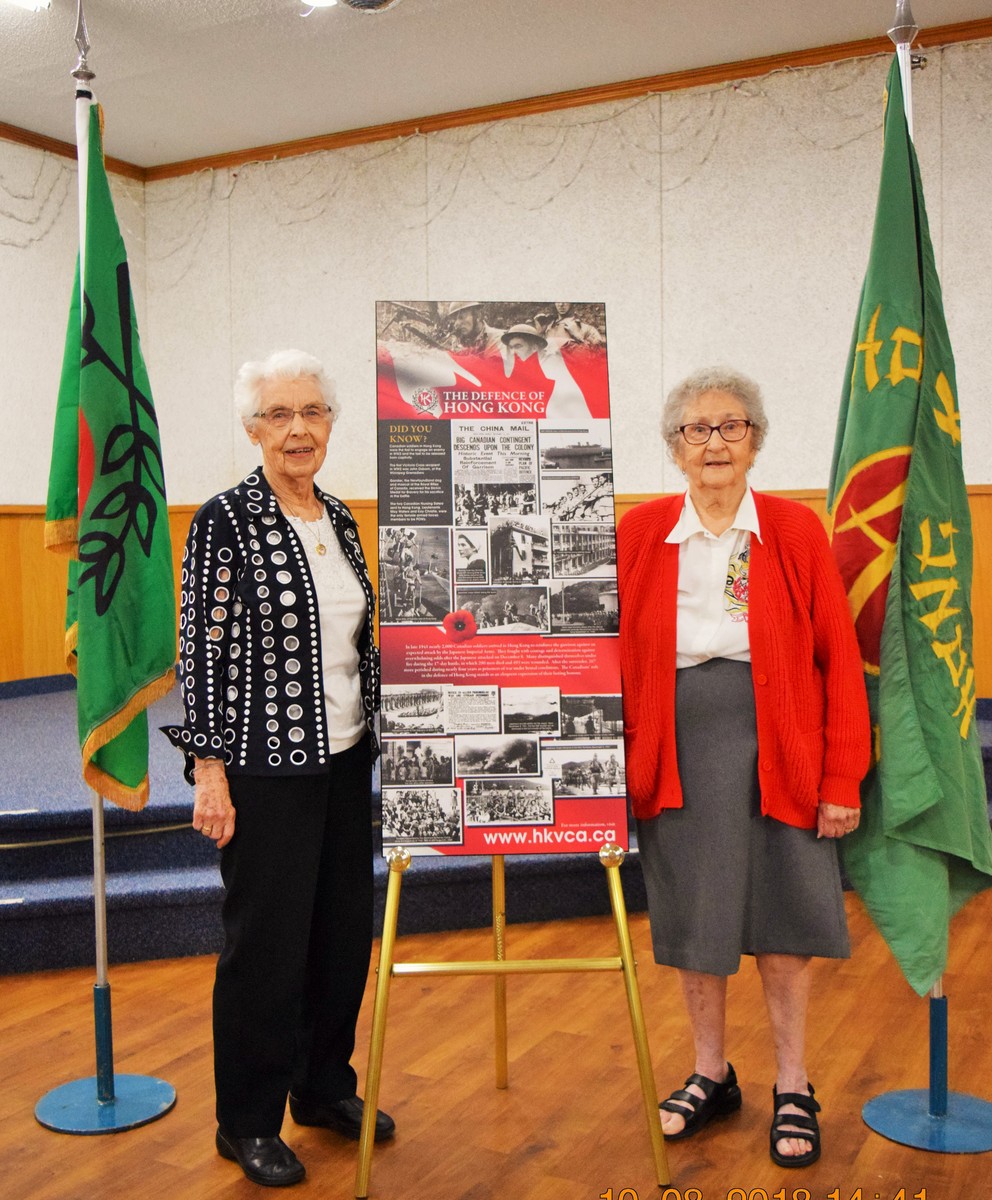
[
  {"xmin": 386, "ymin": 847, "xmax": 412, "ymax": 873},
  {"xmin": 599, "ymin": 843, "xmax": 625, "ymax": 868}
]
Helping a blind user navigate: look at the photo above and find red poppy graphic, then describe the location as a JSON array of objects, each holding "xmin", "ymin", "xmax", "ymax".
[{"xmin": 442, "ymin": 609, "xmax": 478, "ymax": 643}]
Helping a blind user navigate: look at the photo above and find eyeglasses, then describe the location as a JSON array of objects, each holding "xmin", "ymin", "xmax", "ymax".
[
  {"xmin": 678, "ymin": 419, "xmax": 752, "ymax": 445},
  {"xmin": 253, "ymin": 404, "xmax": 333, "ymax": 429}
]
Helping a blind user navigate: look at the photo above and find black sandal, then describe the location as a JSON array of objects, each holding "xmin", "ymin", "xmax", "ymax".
[
  {"xmin": 659, "ymin": 1063, "xmax": 742, "ymax": 1141},
  {"xmin": 770, "ymin": 1084, "xmax": 821, "ymax": 1168}
]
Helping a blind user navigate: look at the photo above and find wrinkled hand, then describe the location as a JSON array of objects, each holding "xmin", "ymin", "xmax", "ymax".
[
  {"xmin": 817, "ymin": 802, "xmax": 860, "ymax": 839},
  {"xmin": 192, "ymin": 758, "xmax": 236, "ymax": 848}
]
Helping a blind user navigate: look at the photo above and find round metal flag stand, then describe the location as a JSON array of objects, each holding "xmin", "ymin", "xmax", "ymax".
[
  {"xmin": 863, "ymin": 1091, "xmax": 992, "ymax": 1154},
  {"xmin": 35, "ymin": 1072, "xmax": 177, "ymax": 1136},
  {"xmin": 862, "ymin": 993, "xmax": 992, "ymax": 1153}
]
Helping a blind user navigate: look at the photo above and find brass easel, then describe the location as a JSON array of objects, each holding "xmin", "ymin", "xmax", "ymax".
[{"xmin": 354, "ymin": 843, "xmax": 669, "ymax": 1197}]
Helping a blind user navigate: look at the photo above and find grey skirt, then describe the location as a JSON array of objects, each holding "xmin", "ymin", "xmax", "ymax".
[{"xmin": 636, "ymin": 657, "xmax": 850, "ymax": 976}]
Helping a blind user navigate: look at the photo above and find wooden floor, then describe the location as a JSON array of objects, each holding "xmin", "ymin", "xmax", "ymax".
[{"xmin": 3, "ymin": 890, "xmax": 992, "ymax": 1200}]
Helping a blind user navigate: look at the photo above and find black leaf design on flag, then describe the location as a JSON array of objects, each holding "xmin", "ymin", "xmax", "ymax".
[{"xmin": 77, "ymin": 261, "xmax": 166, "ymax": 616}]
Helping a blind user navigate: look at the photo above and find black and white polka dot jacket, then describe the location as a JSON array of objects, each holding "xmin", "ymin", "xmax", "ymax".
[{"xmin": 163, "ymin": 469, "xmax": 380, "ymax": 782}]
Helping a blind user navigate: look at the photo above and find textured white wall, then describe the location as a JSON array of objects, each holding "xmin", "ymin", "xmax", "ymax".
[
  {"xmin": 2, "ymin": 43, "xmax": 990, "ymax": 506},
  {"xmin": 0, "ymin": 139, "xmax": 145, "ymax": 502}
]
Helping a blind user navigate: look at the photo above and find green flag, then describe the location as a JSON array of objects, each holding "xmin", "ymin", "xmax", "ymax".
[
  {"xmin": 45, "ymin": 99, "xmax": 176, "ymax": 811},
  {"xmin": 827, "ymin": 57, "xmax": 992, "ymax": 995}
]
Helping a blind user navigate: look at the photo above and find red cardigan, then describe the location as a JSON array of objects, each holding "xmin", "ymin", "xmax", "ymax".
[{"xmin": 617, "ymin": 491, "xmax": 870, "ymax": 829}]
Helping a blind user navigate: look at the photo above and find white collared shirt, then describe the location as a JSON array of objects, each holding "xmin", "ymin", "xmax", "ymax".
[{"xmin": 665, "ymin": 488, "xmax": 762, "ymax": 668}]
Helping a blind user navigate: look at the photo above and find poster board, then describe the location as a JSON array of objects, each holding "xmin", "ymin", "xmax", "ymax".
[{"xmin": 375, "ymin": 301, "xmax": 626, "ymax": 856}]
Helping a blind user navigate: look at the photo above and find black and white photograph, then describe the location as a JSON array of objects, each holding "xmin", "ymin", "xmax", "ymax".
[
  {"xmin": 380, "ymin": 738, "xmax": 454, "ymax": 786},
  {"xmin": 500, "ymin": 687, "xmax": 560, "ymax": 735},
  {"xmin": 453, "ymin": 481, "xmax": 537, "ymax": 525},
  {"xmin": 488, "ymin": 515, "xmax": 551, "ymax": 584},
  {"xmin": 539, "ymin": 471, "xmax": 614, "ymax": 523},
  {"xmin": 453, "ymin": 528, "xmax": 488, "ymax": 584},
  {"xmin": 378, "ymin": 525, "xmax": 452, "ymax": 624},
  {"xmin": 538, "ymin": 420, "xmax": 613, "ymax": 473},
  {"xmin": 548, "ymin": 579, "xmax": 619, "ymax": 635},
  {"xmin": 455, "ymin": 585, "xmax": 550, "ymax": 633},
  {"xmin": 464, "ymin": 778, "xmax": 555, "ymax": 826},
  {"xmin": 551, "ymin": 522, "xmax": 617, "ymax": 579},
  {"xmin": 540, "ymin": 740, "xmax": 626, "ymax": 798},
  {"xmin": 560, "ymin": 694, "xmax": 625, "ymax": 739},
  {"xmin": 381, "ymin": 787, "xmax": 464, "ymax": 847},
  {"xmin": 381, "ymin": 684, "xmax": 446, "ymax": 735},
  {"xmin": 455, "ymin": 734, "xmax": 540, "ymax": 778}
]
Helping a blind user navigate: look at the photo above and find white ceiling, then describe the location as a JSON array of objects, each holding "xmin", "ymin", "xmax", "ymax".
[{"xmin": 2, "ymin": 0, "xmax": 988, "ymax": 169}]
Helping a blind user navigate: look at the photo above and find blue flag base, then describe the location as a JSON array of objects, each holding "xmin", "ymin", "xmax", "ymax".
[
  {"xmin": 35, "ymin": 1074, "xmax": 176, "ymax": 1135},
  {"xmin": 863, "ymin": 1090, "xmax": 992, "ymax": 1153}
]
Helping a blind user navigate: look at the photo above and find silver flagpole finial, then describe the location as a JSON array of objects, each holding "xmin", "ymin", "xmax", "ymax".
[
  {"xmin": 888, "ymin": 0, "xmax": 919, "ymax": 48},
  {"xmin": 72, "ymin": 0, "xmax": 94, "ymax": 84}
]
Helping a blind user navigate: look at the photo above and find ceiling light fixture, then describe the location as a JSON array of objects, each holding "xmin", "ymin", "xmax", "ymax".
[
  {"xmin": 301, "ymin": 0, "xmax": 402, "ymax": 13},
  {"xmin": 2, "ymin": 0, "xmax": 53, "ymax": 11}
]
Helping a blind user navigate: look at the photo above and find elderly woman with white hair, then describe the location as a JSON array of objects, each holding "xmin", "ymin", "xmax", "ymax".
[
  {"xmin": 164, "ymin": 349, "xmax": 393, "ymax": 1187},
  {"xmin": 617, "ymin": 367, "xmax": 869, "ymax": 1168}
]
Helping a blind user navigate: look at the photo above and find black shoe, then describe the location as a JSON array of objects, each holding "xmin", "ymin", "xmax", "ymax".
[
  {"xmin": 659, "ymin": 1062, "xmax": 743, "ymax": 1141},
  {"xmin": 770, "ymin": 1083, "xmax": 821, "ymax": 1168},
  {"xmin": 215, "ymin": 1129, "xmax": 306, "ymax": 1187},
  {"xmin": 289, "ymin": 1093, "xmax": 396, "ymax": 1142}
]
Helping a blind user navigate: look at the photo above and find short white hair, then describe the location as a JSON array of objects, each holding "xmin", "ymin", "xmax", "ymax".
[
  {"xmin": 233, "ymin": 349, "xmax": 340, "ymax": 426},
  {"xmin": 661, "ymin": 366, "xmax": 768, "ymax": 458}
]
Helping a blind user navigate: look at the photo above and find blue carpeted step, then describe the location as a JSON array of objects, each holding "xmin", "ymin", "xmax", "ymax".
[
  {"xmin": 0, "ymin": 866, "xmax": 225, "ymax": 974},
  {"xmin": 0, "ymin": 849, "xmax": 646, "ymax": 975},
  {"xmin": 1, "ymin": 821, "xmax": 217, "ymax": 883}
]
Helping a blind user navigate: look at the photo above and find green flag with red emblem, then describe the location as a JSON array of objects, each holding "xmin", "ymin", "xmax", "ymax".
[
  {"xmin": 827, "ymin": 57, "xmax": 992, "ymax": 995},
  {"xmin": 45, "ymin": 98, "xmax": 175, "ymax": 811}
]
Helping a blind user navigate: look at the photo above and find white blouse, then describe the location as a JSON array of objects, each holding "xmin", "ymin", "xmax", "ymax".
[
  {"xmin": 289, "ymin": 512, "xmax": 368, "ymax": 754},
  {"xmin": 665, "ymin": 488, "xmax": 762, "ymax": 669}
]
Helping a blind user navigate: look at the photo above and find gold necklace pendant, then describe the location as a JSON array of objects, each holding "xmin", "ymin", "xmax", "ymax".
[
  {"xmin": 300, "ymin": 518, "xmax": 327, "ymax": 556},
  {"xmin": 283, "ymin": 495, "xmax": 328, "ymax": 556}
]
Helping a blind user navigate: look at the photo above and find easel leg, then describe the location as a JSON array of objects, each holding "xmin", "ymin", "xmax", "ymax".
[
  {"xmin": 355, "ymin": 848, "xmax": 410, "ymax": 1200},
  {"xmin": 600, "ymin": 844, "xmax": 670, "ymax": 1187},
  {"xmin": 492, "ymin": 855, "xmax": 508, "ymax": 1088}
]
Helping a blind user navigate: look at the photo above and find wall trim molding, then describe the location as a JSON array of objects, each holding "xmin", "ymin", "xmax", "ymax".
[{"xmin": 3, "ymin": 19, "xmax": 990, "ymax": 183}]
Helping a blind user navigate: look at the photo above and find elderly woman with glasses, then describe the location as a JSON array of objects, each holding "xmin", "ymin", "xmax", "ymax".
[
  {"xmin": 617, "ymin": 367, "xmax": 869, "ymax": 1169},
  {"xmin": 164, "ymin": 349, "xmax": 393, "ymax": 1187}
]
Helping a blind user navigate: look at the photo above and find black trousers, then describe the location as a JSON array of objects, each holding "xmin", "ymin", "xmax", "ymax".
[{"xmin": 214, "ymin": 736, "xmax": 374, "ymax": 1136}]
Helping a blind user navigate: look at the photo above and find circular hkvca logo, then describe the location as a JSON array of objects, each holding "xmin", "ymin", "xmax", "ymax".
[{"xmin": 412, "ymin": 387, "xmax": 440, "ymax": 413}]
